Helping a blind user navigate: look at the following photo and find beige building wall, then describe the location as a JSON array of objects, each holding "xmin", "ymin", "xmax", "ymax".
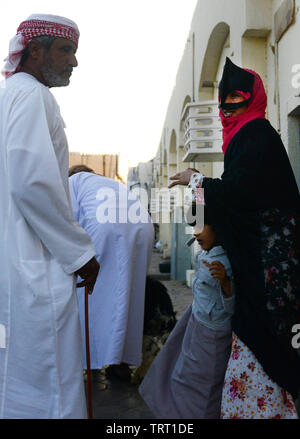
[{"xmin": 69, "ymin": 152, "xmax": 124, "ymax": 182}]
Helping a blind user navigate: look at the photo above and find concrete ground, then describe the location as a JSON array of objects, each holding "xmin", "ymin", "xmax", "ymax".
[{"xmin": 84, "ymin": 249, "xmax": 193, "ymax": 419}]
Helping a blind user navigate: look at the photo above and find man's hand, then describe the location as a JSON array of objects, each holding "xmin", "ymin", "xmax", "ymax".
[
  {"xmin": 76, "ymin": 257, "xmax": 100, "ymax": 294},
  {"xmin": 202, "ymin": 260, "xmax": 231, "ymax": 297},
  {"xmin": 168, "ymin": 168, "xmax": 199, "ymax": 188}
]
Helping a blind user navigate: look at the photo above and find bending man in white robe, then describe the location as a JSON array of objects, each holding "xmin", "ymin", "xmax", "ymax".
[
  {"xmin": 0, "ymin": 15, "xmax": 100, "ymax": 419},
  {"xmin": 69, "ymin": 167, "xmax": 154, "ymax": 379}
]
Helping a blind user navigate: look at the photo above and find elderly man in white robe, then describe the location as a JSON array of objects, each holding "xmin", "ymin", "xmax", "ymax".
[
  {"xmin": 0, "ymin": 15, "xmax": 100, "ymax": 418},
  {"xmin": 68, "ymin": 166, "xmax": 154, "ymax": 380}
]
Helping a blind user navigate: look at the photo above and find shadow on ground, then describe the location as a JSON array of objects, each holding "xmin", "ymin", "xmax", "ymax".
[{"xmin": 84, "ymin": 369, "xmax": 154, "ymax": 419}]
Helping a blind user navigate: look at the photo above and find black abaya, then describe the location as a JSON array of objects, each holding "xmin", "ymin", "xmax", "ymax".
[{"xmin": 202, "ymin": 118, "xmax": 300, "ymax": 398}]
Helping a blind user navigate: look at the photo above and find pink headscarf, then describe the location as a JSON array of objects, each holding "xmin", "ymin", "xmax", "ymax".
[{"xmin": 219, "ymin": 69, "xmax": 267, "ymax": 154}]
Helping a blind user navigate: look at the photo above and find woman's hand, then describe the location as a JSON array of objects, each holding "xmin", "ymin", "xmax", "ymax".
[
  {"xmin": 202, "ymin": 260, "xmax": 232, "ymax": 297},
  {"xmin": 168, "ymin": 168, "xmax": 199, "ymax": 188}
]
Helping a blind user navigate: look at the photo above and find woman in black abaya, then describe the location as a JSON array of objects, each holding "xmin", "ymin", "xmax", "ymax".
[{"xmin": 170, "ymin": 58, "xmax": 300, "ymax": 418}]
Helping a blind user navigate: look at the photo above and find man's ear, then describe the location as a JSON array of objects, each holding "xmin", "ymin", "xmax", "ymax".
[{"xmin": 28, "ymin": 40, "xmax": 45, "ymax": 61}]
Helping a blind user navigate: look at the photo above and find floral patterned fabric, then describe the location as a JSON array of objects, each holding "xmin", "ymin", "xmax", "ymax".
[
  {"xmin": 221, "ymin": 332, "xmax": 298, "ymax": 419},
  {"xmin": 221, "ymin": 209, "xmax": 300, "ymax": 418},
  {"xmin": 260, "ymin": 209, "xmax": 300, "ymax": 343}
]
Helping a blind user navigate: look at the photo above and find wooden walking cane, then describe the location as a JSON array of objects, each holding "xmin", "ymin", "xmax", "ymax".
[{"xmin": 85, "ymin": 286, "xmax": 93, "ymax": 419}]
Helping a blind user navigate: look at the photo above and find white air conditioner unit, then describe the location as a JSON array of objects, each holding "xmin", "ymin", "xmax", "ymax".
[{"xmin": 181, "ymin": 101, "xmax": 224, "ymax": 162}]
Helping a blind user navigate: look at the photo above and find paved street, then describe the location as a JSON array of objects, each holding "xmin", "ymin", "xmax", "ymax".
[{"xmin": 84, "ymin": 249, "xmax": 193, "ymax": 419}]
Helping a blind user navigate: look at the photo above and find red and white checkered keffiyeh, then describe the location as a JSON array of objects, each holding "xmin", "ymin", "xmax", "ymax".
[{"xmin": 2, "ymin": 14, "xmax": 80, "ymax": 78}]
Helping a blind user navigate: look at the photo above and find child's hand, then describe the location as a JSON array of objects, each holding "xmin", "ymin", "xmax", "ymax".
[{"xmin": 202, "ymin": 260, "xmax": 232, "ymax": 297}]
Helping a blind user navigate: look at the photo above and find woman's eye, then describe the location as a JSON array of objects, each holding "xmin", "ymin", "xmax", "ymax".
[{"xmin": 232, "ymin": 92, "xmax": 243, "ymax": 99}]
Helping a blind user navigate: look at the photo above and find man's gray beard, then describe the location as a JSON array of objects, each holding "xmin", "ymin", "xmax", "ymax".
[{"xmin": 41, "ymin": 64, "xmax": 70, "ymax": 87}]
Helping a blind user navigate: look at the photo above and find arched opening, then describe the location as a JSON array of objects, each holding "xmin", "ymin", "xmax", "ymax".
[
  {"xmin": 179, "ymin": 95, "xmax": 192, "ymax": 171},
  {"xmin": 180, "ymin": 95, "xmax": 192, "ymax": 129},
  {"xmin": 168, "ymin": 130, "xmax": 177, "ymax": 179},
  {"xmin": 198, "ymin": 22, "xmax": 230, "ymax": 101},
  {"xmin": 162, "ymin": 148, "xmax": 168, "ymax": 186}
]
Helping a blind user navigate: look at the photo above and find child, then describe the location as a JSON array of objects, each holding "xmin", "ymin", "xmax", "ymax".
[{"xmin": 139, "ymin": 206, "xmax": 234, "ymax": 419}]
